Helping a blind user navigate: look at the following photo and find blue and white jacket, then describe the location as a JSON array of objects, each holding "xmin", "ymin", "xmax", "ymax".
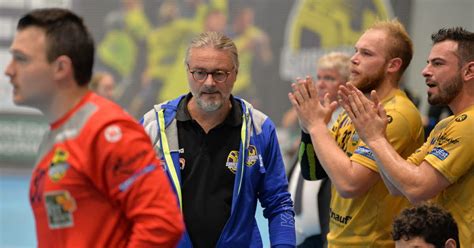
[{"xmin": 141, "ymin": 95, "xmax": 295, "ymax": 248}]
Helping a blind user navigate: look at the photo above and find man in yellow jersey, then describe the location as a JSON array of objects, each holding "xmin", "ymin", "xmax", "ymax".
[
  {"xmin": 289, "ymin": 19, "xmax": 424, "ymax": 247},
  {"xmin": 339, "ymin": 27, "xmax": 474, "ymax": 248}
]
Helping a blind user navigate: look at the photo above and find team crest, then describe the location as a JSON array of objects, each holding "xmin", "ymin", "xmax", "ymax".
[
  {"xmin": 44, "ymin": 190, "xmax": 76, "ymax": 229},
  {"xmin": 246, "ymin": 145, "xmax": 258, "ymax": 167},
  {"xmin": 49, "ymin": 148, "xmax": 70, "ymax": 182},
  {"xmin": 226, "ymin": 150, "xmax": 239, "ymax": 174},
  {"xmin": 455, "ymin": 114, "xmax": 467, "ymax": 122}
]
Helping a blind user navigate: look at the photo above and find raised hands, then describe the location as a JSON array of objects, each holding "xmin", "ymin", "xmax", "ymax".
[
  {"xmin": 337, "ymin": 82, "xmax": 388, "ymax": 144},
  {"xmin": 288, "ymin": 76, "xmax": 338, "ymax": 133}
]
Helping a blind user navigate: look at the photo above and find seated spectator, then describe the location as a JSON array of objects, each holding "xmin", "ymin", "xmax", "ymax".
[{"xmin": 392, "ymin": 204, "xmax": 459, "ymax": 248}]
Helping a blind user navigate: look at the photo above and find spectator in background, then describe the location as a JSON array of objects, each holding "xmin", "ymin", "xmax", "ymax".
[
  {"xmin": 230, "ymin": 6, "xmax": 273, "ymax": 105},
  {"xmin": 4, "ymin": 8, "xmax": 183, "ymax": 247},
  {"xmin": 392, "ymin": 204, "xmax": 459, "ymax": 248},
  {"xmin": 286, "ymin": 52, "xmax": 350, "ymax": 247},
  {"xmin": 90, "ymin": 71, "xmax": 116, "ymax": 100}
]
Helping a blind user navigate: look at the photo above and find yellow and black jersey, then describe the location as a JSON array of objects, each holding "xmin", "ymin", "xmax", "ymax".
[
  {"xmin": 300, "ymin": 89, "xmax": 424, "ymax": 247},
  {"xmin": 408, "ymin": 104, "xmax": 474, "ymax": 248}
]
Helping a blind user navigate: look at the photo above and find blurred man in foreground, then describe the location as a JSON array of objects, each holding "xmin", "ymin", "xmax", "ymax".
[{"xmin": 5, "ymin": 8, "xmax": 183, "ymax": 247}]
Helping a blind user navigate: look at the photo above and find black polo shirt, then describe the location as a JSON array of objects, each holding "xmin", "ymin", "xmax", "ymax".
[{"xmin": 176, "ymin": 93, "xmax": 242, "ymax": 248}]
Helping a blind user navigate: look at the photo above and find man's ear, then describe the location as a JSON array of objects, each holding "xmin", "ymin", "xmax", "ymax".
[
  {"xmin": 53, "ymin": 55, "xmax": 73, "ymax": 81},
  {"xmin": 387, "ymin": 57, "xmax": 402, "ymax": 74},
  {"xmin": 444, "ymin": 238, "xmax": 457, "ymax": 248},
  {"xmin": 463, "ymin": 61, "xmax": 474, "ymax": 81}
]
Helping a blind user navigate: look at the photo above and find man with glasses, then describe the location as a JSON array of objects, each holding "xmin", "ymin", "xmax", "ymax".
[{"xmin": 141, "ymin": 31, "xmax": 296, "ymax": 248}]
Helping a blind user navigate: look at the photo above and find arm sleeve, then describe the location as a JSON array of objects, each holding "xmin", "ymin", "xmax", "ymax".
[
  {"xmin": 298, "ymin": 131, "xmax": 328, "ymax": 180},
  {"xmin": 257, "ymin": 119, "xmax": 296, "ymax": 247},
  {"xmin": 408, "ymin": 137, "xmax": 433, "ymax": 166},
  {"xmin": 423, "ymin": 117, "xmax": 474, "ymax": 183},
  {"xmin": 87, "ymin": 120, "xmax": 184, "ymax": 247},
  {"xmin": 351, "ymin": 109, "xmax": 423, "ymax": 171},
  {"xmin": 140, "ymin": 109, "xmax": 160, "ymax": 147}
]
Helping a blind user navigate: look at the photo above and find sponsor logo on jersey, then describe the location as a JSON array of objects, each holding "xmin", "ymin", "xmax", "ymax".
[
  {"xmin": 104, "ymin": 124, "xmax": 122, "ymax": 143},
  {"xmin": 430, "ymin": 135, "xmax": 459, "ymax": 146},
  {"xmin": 354, "ymin": 146, "xmax": 375, "ymax": 160},
  {"xmin": 455, "ymin": 114, "xmax": 467, "ymax": 122},
  {"xmin": 436, "ymin": 135, "xmax": 459, "ymax": 146},
  {"xmin": 330, "ymin": 208, "xmax": 352, "ymax": 225},
  {"xmin": 44, "ymin": 190, "xmax": 76, "ymax": 229},
  {"xmin": 49, "ymin": 148, "xmax": 70, "ymax": 182},
  {"xmin": 112, "ymin": 150, "xmax": 147, "ymax": 175},
  {"xmin": 246, "ymin": 145, "xmax": 258, "ymax": 167},
  {"xmin": 429, "ymin": 147, "xmax": 449, "ymax": 161},
  {"xmin": 226, "ymin": 150, "xmax": 239, "ymax": 174}
]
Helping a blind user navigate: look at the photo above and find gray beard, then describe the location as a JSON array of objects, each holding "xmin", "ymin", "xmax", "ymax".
[{"xmin": 196, "ymin": 97, "xmax": 222, "ymax": 112}]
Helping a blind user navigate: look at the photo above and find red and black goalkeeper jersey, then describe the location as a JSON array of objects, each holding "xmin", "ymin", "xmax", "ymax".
[{"xmin": 30, "ymin": 92, "xmax": 184, "ymax": 248}]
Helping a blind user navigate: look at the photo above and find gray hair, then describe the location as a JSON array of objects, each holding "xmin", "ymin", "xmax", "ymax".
[
  {"xmin": 185, "ymin": 31, "xmax": 239, "ymax": 71},
  {"xmin": 317, "ymin": 52, "xmax": 351, "ymax": 82}
]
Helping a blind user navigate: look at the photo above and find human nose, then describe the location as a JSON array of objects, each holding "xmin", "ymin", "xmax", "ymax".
[
  {"xmin": 350, "ymin": 53, "xmax": 359, "ymax": 65},
  {"xmin": 421, "ymin": 64, "xmax": 431, "ymax": 78},
  {"xmin": 316, "ymin": 79, "xmax": 326, "ymax": 89},
  {"xmin": 4, "ymin": 60, "xmax": 14, "ymax": 79},
  {"xmin": 203, "ymin": 72, "xmax": 217, "ymax": 86}
]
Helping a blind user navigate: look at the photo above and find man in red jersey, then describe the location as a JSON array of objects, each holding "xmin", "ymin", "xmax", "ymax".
[{"xmin": 4, "ymin": 8, "xmax": 184, "ymax": 247}]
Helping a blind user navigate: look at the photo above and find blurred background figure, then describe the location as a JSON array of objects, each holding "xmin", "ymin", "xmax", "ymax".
[
  {"xmin": 230, "ymin": 6, "xmax": 273, "ymax": 106},
  {"xmin": 285, "ymin": 52, "xmax": 350, "ymax": 248},
  {"xmin": 280, "ymin": 52, "xmax": 350, "ymax": 168},
  {"xmin": 131, "ymin": 0, "xmax": 228, "ymax": 117},
  {"xmin": 90, "ymin": 72, "xmax": 117, "ymax": 100},
  {"xmin": 392, "ymin": 204, "xmax": 459, "ymax": 248}
]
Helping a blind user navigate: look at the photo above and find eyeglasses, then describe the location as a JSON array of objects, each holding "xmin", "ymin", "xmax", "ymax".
[{"xmin": 187, "ymin": 64, "xmax": 232, "ymax": 83}]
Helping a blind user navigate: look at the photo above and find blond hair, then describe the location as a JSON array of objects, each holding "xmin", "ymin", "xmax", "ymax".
[{"xmin": 370, "ymin": 19, "xmax": 413, "ymax": 77}]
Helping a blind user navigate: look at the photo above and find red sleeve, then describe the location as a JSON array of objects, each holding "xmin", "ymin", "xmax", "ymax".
[{"xmin": 88, "ymin": 120, "xmax": 184, "ymax": 247}]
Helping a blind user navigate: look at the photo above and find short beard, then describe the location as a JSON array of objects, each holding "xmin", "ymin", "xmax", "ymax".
[
  {"xmin": 351, "ymin": 68, "xmax": 385, "ymax": 94},
  {"xmin": 428, "ymin": 74, "xmax": 463, "ymax": 105},
  {"xmin": 196, "ymin": 97, "xmax": 222, "ymax": 112},
  {"xmin": 190, "ymin": 84, "xmax": 224, "ymax": 112}
]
